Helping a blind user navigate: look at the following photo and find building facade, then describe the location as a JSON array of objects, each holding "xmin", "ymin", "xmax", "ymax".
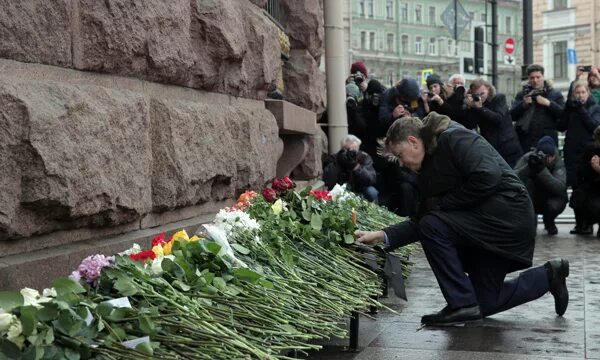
[
  {"xmin": 533, "ymin": 0, "xmax": 600, "ymax": 94},
  {"xmin": 347, "ymin": 0, "xmax": 523, "ymax": 99}
]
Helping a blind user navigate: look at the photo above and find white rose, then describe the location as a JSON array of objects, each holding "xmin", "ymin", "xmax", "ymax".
[
  {"xmin": 7, "ymin": 319, "xmax": 24, "ymax": 348},
  {"xmin": 20, "ymin": 288, "xmax": 40, "ymax": 307},
  {"xmin": 42, "ymin": 288, "xmax": 57, "ymax": 298},
  {"xmin": 0, "ymin": 313, "xmax": 13, "ymax": 332}
]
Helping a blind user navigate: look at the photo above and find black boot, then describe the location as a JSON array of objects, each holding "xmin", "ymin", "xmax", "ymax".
[
  {"xmin": 545, "ymin": 259, "xmax": 569, "ymax": 316},
  {"xmin": 544, "ymin": 216, "xmax": 558, "ymax": 235},
  {"xmin": 421, "ymin": 305, "xmax": 482, "ymax": 326}
]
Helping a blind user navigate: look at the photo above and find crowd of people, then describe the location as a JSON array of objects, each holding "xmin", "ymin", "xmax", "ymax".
[{"xmin": 324, "ymin": 61, "xmax": 600, "ymax": 238}]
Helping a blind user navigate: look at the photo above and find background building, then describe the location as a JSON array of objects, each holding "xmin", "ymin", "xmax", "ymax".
[
  {"xmin": 533, "ymin": 0, "xmax": 600, "ymax": 94},
  {"xmin": 346, "ymin": 0, "xmax": 523, "ymax": 99}
]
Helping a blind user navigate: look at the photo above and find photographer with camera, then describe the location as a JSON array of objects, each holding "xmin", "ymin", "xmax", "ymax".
[
  {"xmin": 569, "ymin": 126, "xmax": 600, "ymax": 236},
  {"xmin": 515, "ymin": 136, "xmax": 567, "ymax": 236},
  {"xmin": 464, "ymin": 79, "xmax": 522, "ymax": 167},
  {"xmin": 323, "ymin": 135, "xmax": 378, "ymax": 202},
  {"xmin": 379, "ymin": 78, "xmax": 426, "ymax": 130},
  {"xmin": 347, "ymin": 61, "xmax": 369, "ymax": 94},
  {"xmin": 511, "ymin": 64, "xmax": 565, "ymax": 152},
  {"xmin": 422, "ymin": 74, "xmax": 458, "ymax": 119}
]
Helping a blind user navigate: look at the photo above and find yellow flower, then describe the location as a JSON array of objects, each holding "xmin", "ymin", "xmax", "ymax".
[
  {"xmin": 162, "ymin": 241, "xmax": 173, "ymax": 255},
  {"xmin": 171, "ymin": 230, "xmax": 189, "ymax": 242},
  {"xmin": 189, "ymin": 235, "xmax": 202, "ymax": 242},
  {"xmin": 152, "ymin": 245, "xmax": 164, "ymax": 258},
  {"xmin": 271, "ymin": 199, "xmax": 283, "ymax": 215}
]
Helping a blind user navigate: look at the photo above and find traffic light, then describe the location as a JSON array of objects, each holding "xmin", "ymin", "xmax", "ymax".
[{"xmin": 474, "ymin": 26, "xmax": 484, "ymax": 74}]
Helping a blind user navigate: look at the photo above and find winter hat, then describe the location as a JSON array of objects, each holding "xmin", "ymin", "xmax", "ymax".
[
  {"xmin": 366, "ymin": 79, "xmax": 386, "ymax": 95},
  {"xmin": 426, "ymin": 74, "xmax": 444, "ymax": 89},
  {"xmin": 394, "ymin": 78, "xmax": 420, "ymax": 100},
  {"xmin": 536, "ymin": 136, "xmax": 556, "ymax": 155},
  {"xmin": 350, "ymin": 61, "xmax": 368, "ymax": 77},
  {"xmin": 345, "ymin": 83, "xmax": 361, "ymax": 99}
]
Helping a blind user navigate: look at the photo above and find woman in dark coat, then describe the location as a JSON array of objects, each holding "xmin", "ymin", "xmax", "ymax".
[
  {"xmin": 557, "ymin": 80, "xmax": 600, "ymax": 187},
  {"xmin": 465, "ymin": 79, "xmax": 523, "ymax": 167},
  {"xmin": 356, "ymin": 112, "xmax": 569, "ymax": 326}
]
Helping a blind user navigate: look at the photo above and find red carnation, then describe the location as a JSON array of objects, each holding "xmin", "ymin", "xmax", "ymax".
[
  {"xmin": 152, "ymin": 233, "xmax": 166, "ymax": 247},
  {"xmin": 129, "ymin": 250, "xmax": 156, "ymax": 263},
  {"xmin": 310, "ymin": 190, "xmax": 332, "ymax": 201},
  {"xmin": 271, "ymin": 178, "xmax": 287, "ymax": 192},
  {"xmin": 262, "ymin": 187, "xmax": 279, "ymax": 202},
  {"xmin": 282, "ymin": 176, "xmax": 295, "ymax": 189}
]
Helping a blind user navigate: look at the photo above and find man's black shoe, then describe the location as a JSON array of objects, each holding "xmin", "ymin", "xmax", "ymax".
[
  {"xmin": 570, "ymin": 225, "xmax": 592, "ymax": 235},
  {"xmin": 546, "ymin": 224, "xmax": 558, "ymax": 236},
  {"xmin": 545, "ymin": 259, "xmax": 569, "ymax": 316},
  {"xmin": 421, "ymin": 305, "xmax": 482, "ymax": 326}
]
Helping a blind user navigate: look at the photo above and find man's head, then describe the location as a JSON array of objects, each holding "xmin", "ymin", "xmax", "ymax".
[
  {"xmin": 385, "ymin": 117, "xmax": 426, "ymax": 172},
  {"xmin": 350, "ymin": 61, "xmax": 368, "ymax": 78},
  {"xmin": 536, "ymin": 136, "xmax": 557, "ymax": 165},
  {"xmin": 468, "ymin": 79, "xmax": 495, "ymax": 104},
  {"xmin": 394, "ymin": 78, "xmax": 421, "ymax": 109},
  {"xmin": 448, "ymin": 74, "xmax": 465, "ymax": 87},
  {"xmin": 341, "ymin": 134, "xmax": 361, "ymax": 151},
  {"xmin": 589, "ymin": 68, "xmax": 600, "ymax": 89},
  {"xmin": 526, "ymin": 64, "xmax": 545, "ymax": 90}
]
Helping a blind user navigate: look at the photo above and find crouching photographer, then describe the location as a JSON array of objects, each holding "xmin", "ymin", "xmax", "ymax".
[
  {"xmin": 515, "ymin": 136, "xmax": 568, "ymax": 235},
  {"xmin": 323, "ymin": 135, "xmax": 378, "ymax": 202}
]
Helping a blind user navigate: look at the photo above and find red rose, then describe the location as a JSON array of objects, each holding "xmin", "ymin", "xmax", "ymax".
[
  {"xmin": 271, "ymin": 178, "xmax": 287, "ymax": 192},
  {"xmin": 310, "ymin": 190, "xmax": 332, "ymax": 201},
  {"xmin": 129, "ymin": 250, "xmax": 156, "ymax": 263},
  {"xmin": 262, "ymin": 187, "xmax": 279, "ymax": 202},
  {"xmin": 152, "ymin": 233, "xmax": 166, "ymax": 247},
  {"xmin": 282, "ymin": 176, "xmax": 295, "ymax": 189}
]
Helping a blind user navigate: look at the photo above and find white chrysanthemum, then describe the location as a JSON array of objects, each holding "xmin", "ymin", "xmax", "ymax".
[
  {"xmin": 150, "ymin": 255, "xmax": 175, "ymax": 276},
  {"xmin": 0, "ymin": 313, "xmax": 13, "ymax": 333},
  {"xmin": 213, "ymin": 209, "xmax": 260, "ymax": 238},
  {"xmin": 330, "ymin": 184, "xmax": 351, "ymax": 202},
  {"xmin": 203, "ymin": 224, "xmax": 247, "ymax": 268}
]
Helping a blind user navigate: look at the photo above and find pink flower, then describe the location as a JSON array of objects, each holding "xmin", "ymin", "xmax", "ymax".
[
  {"xmin": 72, "ymin": 254, "xmax": 115, "ymax": 286},
  {"xmin": 262, "ymin": 187, "xmax": 279, "ymax": 202},
  {"xmin": 282, "ymin": 176, "xmax": 295, "ymax": 189}
]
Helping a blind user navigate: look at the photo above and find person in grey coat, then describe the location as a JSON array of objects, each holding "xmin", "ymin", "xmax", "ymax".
[
  {"xmin": 511, "ymin": 64, "xmax": 565, "ymax": 152},
  {"xmin": 515, "ymin": 136, "xmax": 568, "ymax": 235},
  {"xmin": 355, "ymin": 112, "xmax": 569, "ymax": 326}
]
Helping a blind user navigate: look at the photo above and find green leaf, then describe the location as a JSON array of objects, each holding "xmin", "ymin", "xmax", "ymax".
[
  {"xmin": 64, "ymin": 347, "xmax": 80, "ymax": 360},
  {"xmin": 22, "ymin": 345, "xmax": 43, "ymax": 360},
  {"xmin": 138, "ymin": 316, "xmax": 156, "ymax": 335},
  {"xmin": 135, "ymin": 342, "xmax": 154, "ymax": 356},
  {"xmin": 161, "ymin": 258, "xmax": 186, "ymax": 281},
  {"xmin": 21, "ymin": 305, "xmax": 38, "ymax": 336},
  {"xmin": 231, "ymin": 243, "xmax": 250, "ymax": 255},
  {"xmin": 172, "ymin": 280, "xmax": 190, "ymax": 292},
  {"xmin": 38, "ymin": 303, "xmax": 59, "ymax": 321},
  {"xmin": 212, "ymin": 277, "xmax": 227, "ymax": 291},
  {"xmin": 44, "ymin": 328, "xmax": 54, "ymax": 345},
  {"xmin": 114, "ymin": 278, "xmax": 138, "ymax": 297},
  {"xmin": 233, "ymin": 268, "xmax": 261, "ymax": 283},
  {"xmin": 0, "ymin": 291, "xmax": 24, "ymax": 311},
  {"xmin": 301, "ymin": 209, "xmax": 312, "ymax": 221},
  {"xmin": 344, "ymin": 234, "xmax": 356, "ymax": 245},
  {"xmin": 310, "ymin": 213, "xmax": 322, "ymax": 231},
  {"xmin": 0, "ymin": 338, "xmax": 21, "ymax": 359},
  {"xmin": 52, "ymin": 278, "xmax": 86, "ymax": 295},
  {"xmin": 259, "ymin": 279, "xmax": 274, "ymax": 289}
]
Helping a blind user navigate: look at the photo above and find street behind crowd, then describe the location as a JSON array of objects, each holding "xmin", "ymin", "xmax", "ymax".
[{"xmin": 309, "ymin": 224, "xmax": 600, "ymax": 360}]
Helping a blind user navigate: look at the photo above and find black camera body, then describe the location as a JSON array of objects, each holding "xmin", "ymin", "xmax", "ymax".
[
  {"xmin": 523, "ymin": 84, "xmax": 546, "ymax": 101},
  {"xmin": 454, "ymin": 85, "xmax": 466, "ymax": 97},
  {"xmin": 352, "ymin": 71, "xmax": 365, "ymax": 85},
  {"xmin": 338, "ymin": 148, "xmax": 359, "ymax": 170},
  {"xmin": 530, "ymin": 150, "xmax": 546, "ymax": 162},
  {"xmin": 472, "ymin": 93, "xmax": 482, "ymax": 102}
]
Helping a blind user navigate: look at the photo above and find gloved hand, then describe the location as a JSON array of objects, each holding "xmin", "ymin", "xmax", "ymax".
[
  {"xmin": 528, "ymin": 152, "xmax": 546, "ymax": 174},
  {"xmin": 337, "ymin": 149, "xmax": 359, "ymax": 170}
]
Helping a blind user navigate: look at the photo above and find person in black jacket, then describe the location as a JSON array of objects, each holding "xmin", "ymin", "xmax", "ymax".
[
  {"xmin": 515, "ymin": 136, "xmax": 568, "ymax": 235},
  {"xmin": 557, "ymin": 80, "xmax": 600, "ymax": 188},
  {"xmin": 465, "ymin": 79, "xmax": 523, "ymax": 167},
  {"xmin": 569, "ymin": 126, "xmax": 600, "ymax": 236},
  {"xmin": 355, "ymin": 112, "xmax": 569, "ymax": 326},
  {"xmin": 511, "ymin": 64, "xmax": 565, "ymax": 152},
  {"xmin": 323, "ymin": 135, "xmax": 378, "ymax": 202},
  {"xmin": 378, "ymin": 78, "xmax": 426, "ymax": 133}
]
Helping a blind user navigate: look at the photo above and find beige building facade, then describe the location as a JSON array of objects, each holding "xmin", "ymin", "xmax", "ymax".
[{"xmin": 533, "ymin": 0, "xmax": 600, "ymax": 93}]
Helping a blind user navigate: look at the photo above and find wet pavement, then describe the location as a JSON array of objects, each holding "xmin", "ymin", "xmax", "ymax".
[{"xmin": 309, "ymin": 223, "xmax": 600, "ymax": 359}]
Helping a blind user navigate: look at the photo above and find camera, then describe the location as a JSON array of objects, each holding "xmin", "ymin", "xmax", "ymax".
[
  {"xmin": 523, "ymin": 84, "xmax": 546, "ymax": 101},
  {"xmin": 338, "ymin": 148, "xmax": 359, "ymax": 169},
  {"xmin": 346, "ymin": 96, "xmax": 358, "ymax": 110},
  {"xmin": 454, "ymin": 85, "xmax": 466, "ymax": 97},
  {"xmin": 352, "ymin": 71, "xmax": 365, "ymax": 85},
  {"xmin": 579, "ymin": 65, "xmax": 592, "ymax": 72},
  {"xmin": 530, "ymin": 150, "xmax": 546, "ymax": 163},
  {"xmin": 472, "ymin": 93, "xmax": 482, "ymax": 102}
]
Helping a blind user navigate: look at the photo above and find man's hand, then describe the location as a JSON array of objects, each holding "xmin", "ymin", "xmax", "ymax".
[
  {"xmin": 591, "ymin": 155, "xmax": 600, "ymax": 174},
  {"xmin": 431, "ymin": 94, "xmax": 444, "ymax": 105},
  {"xmin": 535, "ymin": 95, "xmax": 551, "ymax": 107},
  {"xmin": 359, "ymin": 81, "xmax": 367, "ymax": 92},
  {"xmin": 528, "ymin": 153, "xmax": 546, "ymax": 174},
  {"xmin": 523, "ymin": 95, "xmax": 533, "ymax": 105},
  {"xmin": 355, "ymin": 230, "xmax": 385, "ymax": 245},
  {"xmin": 392, "ymin": 104, "xmax": 409, "ymax": 119}
]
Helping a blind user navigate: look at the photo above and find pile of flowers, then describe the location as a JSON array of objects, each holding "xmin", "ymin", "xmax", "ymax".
[{"xmin": 0, "ymin": 177, "xmax": 416, "ymax": 359}]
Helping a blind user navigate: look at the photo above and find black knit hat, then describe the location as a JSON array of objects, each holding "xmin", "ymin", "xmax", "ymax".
[
  {"xmin": 394, "ymin": 78, "xmax": 420, "ymax": 100},
  {"xmin": 426, "ymin": 74, "xmax": 444, "ymax": 89}
]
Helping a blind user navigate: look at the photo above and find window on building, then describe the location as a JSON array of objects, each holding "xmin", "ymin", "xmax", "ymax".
[
  {"xmin": 370, "ymin": 32, "xmax": 376, "ymax": 50},
  {"xmin": 415, "ymin": 36, "xmax": 423, "ymax": 54},
  {"xmin": 447, "ymin": 39, "xmax": 455, "ymax": 56},
  {"xmin": 386, "ymin": 0, "xmax": 394, "ymax": 19},
  {"xmin": 505, "ymin": 16, "xmax": 512, "ymax": 33},
  {"xmin": 361, "ymin": 31, "xmax": 367, "ymax": 50},
  {"xmin": 468, "ymin": 11, "xmax": 475, "ymax": 29},
  {"xmin": 480, "ymin": 13, "xmax": 486, "ymax": 22},
  {"xmin": 401, "ymin": 34, "xmax": 409, "ymax": 54},
  {"xmin": 553, "ymin": 41, "xmax": 568, "ymax": 79},
  {"xmin": 415, "ymin": 5, "xmax": 422, "ymax": 23},
  {"xmin": 359, "ymin": 1, "xmax": 365, "ymax": 16},
  {"xmin": 554, "ymin": 0, "xmax": 568, "ymax": 10},
  {"xmin": 367, "ymin": 0, "xmax": 374, "ymax": 17},
  {"xmin": 439, "ymin": 38, "xmax": 445, "ymax": 56},
  {"xmin": 429, "ymin": 38, "xmax": 436, "ymax": 55},
  {"xmin": 429, "ymin": 6, "xmax": 436, "ymax": 26},
  {"xmin": 400, "ymin": 3, "xmax": 408, "ymax": 22},
  {"xmin": 387, "ymin": 33, "xmax": 395, "ymax": 52},
  {"xmin": 460, "ymin": 40, "xmax": 470, "ymax": 52}
]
